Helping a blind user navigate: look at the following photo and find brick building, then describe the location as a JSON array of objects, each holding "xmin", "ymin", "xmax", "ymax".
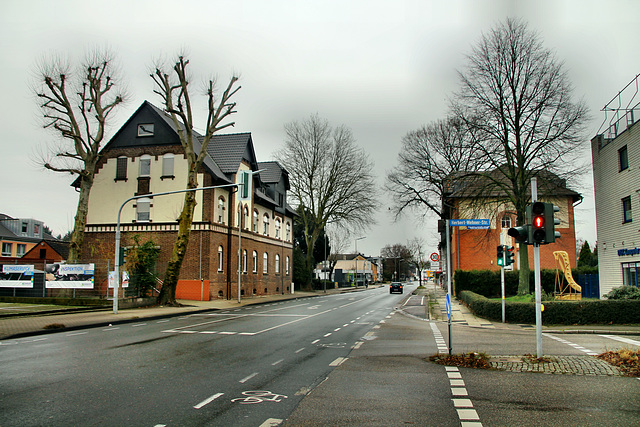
[
  {"xmin": 82, "ymin": 101, "xmax": 295, "ymax": 300},
  {"xmin": 442, "ymin": 169, "xmax": 581, "ymax": 273}
]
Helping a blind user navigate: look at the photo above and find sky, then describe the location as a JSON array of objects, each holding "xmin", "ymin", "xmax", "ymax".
[{"xmin": 2, "ymin": 0, "xmax": 639, "ymax": 258}]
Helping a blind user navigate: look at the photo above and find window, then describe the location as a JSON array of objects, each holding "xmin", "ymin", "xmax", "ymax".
[
  {"xmin": 263, "ymin": 214, "xmax": 269, "ymax": 235},
  {"xmin": 162, "ymin": 153, "xmax": 174, "ymax": 177},
  {"xmin": 136, "ymin": 198, "xmax": 151, "ymax": 222},
  {"xmin": 275, "ymin": 254, "xmax": 280, "ymax": 274},
  {"xmin": 619, "ymin": 145, "xmax": 629, "ymax": 171},
  {"xmin": 139, "ymin": 155, "xmax": 151, "ymax": 177},
  {"xmin": 137, "ymin": 123, "xmax": 154, "ymax": 136},
  {"xmin": 116, "ymin": 157, "xmax": 128, "ymax": 181},
  {"xmin": 622, "ymin": 262, "xmax": 640, "ymax": 287},
  {"xmin": 218, "ymin": 198, "xmax": 225, "ymax": 223},
  {"xmin": 286, "ymin": 222, "xmax": 291, "ymax": 241},
  {"xmin": 252, "ymin": 251, "xmax": 258, "ymax": 273},
  {"xmin": 623, "ymin": 196, "xmax": 632, "ymax": 223},
  {"xmin": 263, "ymin": 252, "xmax": 268, "ymax": 274},
  {"xmin": 21, "ymin": 222, "xmax": 28, "ymax": 234},
  {"xmin": 218, "ymin": 246, "xmax": 224, "ymax": 272},
  {"xmin": 242, "ymin": 250, "xmax": 247, "ymax": 273},
  {"xmin": 279, "ymin": 193, "xmax": 284, "ymax": 207},
  {"xmin": 2, "ymin": 242, "xmax": 12, "ymax": 257},
  {"xmin": 253, "ymin": 210, "xmax": 259, "ymax": 232},
  {"xmin": 286, "ymin": 256, "xmax": 290, "ymax": 276},
  {"xmin": 244, "ymin": 207, "xmax": 249, "ymax": 229},
  {"xmin": 16, "ymin": 244, "xmax": 26, "ymax": 257},
  {"xmin": 275, "ymin": 219, "xmax": 281, "ymax": 239},
  {"xmin": 501, "ymin": 216, "xmax": 512, "ymax": 229}
]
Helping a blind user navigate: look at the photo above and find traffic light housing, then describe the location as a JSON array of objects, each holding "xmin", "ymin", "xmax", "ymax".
[
  {"xmin": 529, "ymin": 201, "xmax": 546, "ymax": 244},
  {"xmin": 497, "ymin": 245, "xmax": 505, "ymax": 266},
  {"xmin": 545, "ymin": 203, "xmax": 561, "ymax": 243},
  {"xmin": 505, "ymin": 245, "xmax": 515, "ymax": 266},
  {"xmin": 508, "ymin": 224, "xmax": 530, "ymax": 244}
]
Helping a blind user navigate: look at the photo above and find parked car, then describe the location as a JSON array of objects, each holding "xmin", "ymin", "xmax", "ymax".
[{"xmin": 390, "ymin": 282, "xmax": 403, "ymax": 294}]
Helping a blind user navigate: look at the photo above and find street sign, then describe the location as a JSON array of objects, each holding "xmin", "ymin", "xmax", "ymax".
[
  {"xmin": 446, "ymin": 293, "xmax": 451, "ymax": 320},
  {"xmin": 449, "ymin": 219, "xmax": 490, "ymax": 229},
  {"xmin": 430, "ymin": 252, "xmax": 440, "ymax": 262}
]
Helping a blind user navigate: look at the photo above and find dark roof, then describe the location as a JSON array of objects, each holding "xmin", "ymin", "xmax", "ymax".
[
  {"xmin": 206, "ymin": 132, "xmax": 258, "ymax": 175},
  {"xmin": 258, "ymin": 161, "xmax": 290, "ymax": 190}
]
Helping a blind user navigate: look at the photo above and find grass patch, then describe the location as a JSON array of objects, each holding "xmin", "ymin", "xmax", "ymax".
[
  {"xmin": 429, "ymin": 352, "xmax": 492, "ymax": 369},
  {"xmin": 597, "ymin": 348, "xmax": 640, "ymax": 377}
]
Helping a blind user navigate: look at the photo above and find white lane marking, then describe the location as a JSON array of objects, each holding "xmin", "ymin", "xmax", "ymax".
[
  {"xmin": 239, "ymin": 372, "xmax": 258, "ymax": 383},
  {"xmin": 329, "ymin": 357, "xmax": 348, "ymax": 366},
  {"xmin": 343, "ymin": 324, "xmax": 349, "ymax": 327},
  {"xmin": 259, "ymin": 419, "xmax": 283, "ymax": 427},
  {"xmin": 272, "ymin": 359, "xmax": 284, "ymax": 366},
  {"xmin": 311, "ymin": 339, "xmax": 320, "ymax": 344},
  {"xmin": 103, "ymin": 327, "xmax": 120, "ymax": 331},
  {"xmin": 66, "ymin": 332, "xmax": 88, "ymax": 337},
  {"xmin": 131, "ymin": 323, "xmax": 147, "ymax": 328},
  {"xmin": 353, "ymin": 341, "xmax": 364, "ymax": 349},
  {"xmin": 324, "ymin": 333, "xmax": 332, "ymax": 337},
  {"xmin": 193, "ymin": 393, "xmax": 224, "ymax": 409},
  {"xmin": 543, "ymin": 333, "xmax": 599, "ymax": 356},
  {"xmin": 450, "ymin": 379, "xmax": 465, "ymax": 386},
  {"xmin": 30, "ymin": 337, "xmax": 48, "ymax": 342},
  {"xmin": 457, "ymin": 409, "xmax": 480, "ymax": 421},
  {"xmin": 452, "ymin": 398, "xmax": 474, "ymax": 408},
  {"xmin": 156, "ymin": 319, "xmax": 170, "ymax": 323},
  {"xmin": 451, "ymin": 388, "xmax": 468, "ymax": 396},
  {"xmin": 447, "ymin": 372, "xmax": 462, "ymax": 379},
  {"xmin": 600, "ymin": 335, "xmax": 640, "ymax": 347},
  {"xmin": 295, "ymin": 347, "xmax": 305, "ymax": 353}
]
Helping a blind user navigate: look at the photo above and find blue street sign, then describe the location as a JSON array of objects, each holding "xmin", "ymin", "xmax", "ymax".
[
  {"xmin": 446, "ymin": 293, "xmax": 451, "ymax": 320},
  {"xmin": 449, "ymin": 219, "xmax": 490, "ymax": 229}
]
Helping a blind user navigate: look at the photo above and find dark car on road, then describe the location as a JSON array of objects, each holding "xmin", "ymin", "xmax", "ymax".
[{"xmin": 389, "ymin": 282, "xmax": 403, "ymax": 294}]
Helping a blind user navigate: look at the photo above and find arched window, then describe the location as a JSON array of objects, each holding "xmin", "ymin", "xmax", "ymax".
[
  {"xmin": 218, "ymin": 198, "xmax": 225, "ymax": 223},
  {"xmin": 242, "ymin": 249, "xmax": 247, "ymax": 273},
  {"xmin": 263, "ymin": 214, "xmax": 269, "ymax": 235},
  {"xmin": 218, "ymin": 246, "xmax": 224, "ymax": 272},
  {"xmin": 286, "ymin": 222, "xmax": 291, "ymax": 241},
  {"xmin": 139, "ymin": 154, "xmax": 151, "ymax": 177},
  {"xmin": 244, "ymin": 206, "xmax": 249, "ymax": 229},
  {"xmin": 286, "ymin": 256, "xmax": 290, "ymax": 276},
  {"xmin": 252, "ymin": 251, "xmax": 258, "ymax": 273},
  {"xmin": 275, "ymin": 254, "xmax": 280, "ymax": 274},
  {"xmin": 253, "ymin": 210, "xmax": 259, "ymax": 233},
  {"xmin": 275, "ymin": 219, "xmax": 281, "ymax": 239},
  {"xmin": 263, "ymin": 252, "xmax": 268, "ymax": 274}
]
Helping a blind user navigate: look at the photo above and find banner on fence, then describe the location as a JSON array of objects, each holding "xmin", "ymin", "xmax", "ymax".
[
  {"xmin": 45, "ymin": 263, "xmax": 94, "ymax": 289},
  {"xmin": 0, "ymin": 264, "xmax": 34, "ymax": 288}
]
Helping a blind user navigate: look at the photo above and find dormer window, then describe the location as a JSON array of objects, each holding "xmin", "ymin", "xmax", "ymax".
[{"xmin": 137, "ymin": 123, "xmax": 154, "ymax": 137}]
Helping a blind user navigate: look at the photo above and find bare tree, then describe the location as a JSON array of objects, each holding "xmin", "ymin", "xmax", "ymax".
[
  {"xmin": 151, "ymin": 56, "xmax": 240, "ymax": 305},
  {"xmin": 276, "ymin": 114, "xmax": 377, "ymax": 285},
  {"xmin": 380, "ymin": 243, "xmax": 413, "ymax": 281},
  {"xmin": 451, "ymin": 18, "xmax": 589, "ymax": 294},
  {"xmin": 385, "ymin": 116, "xmax": 485, "ymax": 223},
  {"xmin": 34, "ymin": 51, "xmax": 125, "ymax": 262},
  {"xmin": 407, "ymin": 237, "xmax": 430, "ymax": 287}
]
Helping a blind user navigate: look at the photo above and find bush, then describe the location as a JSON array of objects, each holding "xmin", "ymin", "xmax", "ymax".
[{"xmin": 604, "ymin": 286, "xmax": 640, "ymax": 300}]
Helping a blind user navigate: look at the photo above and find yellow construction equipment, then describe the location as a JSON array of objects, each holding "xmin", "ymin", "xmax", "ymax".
[{"xmin": 553, "ymin": 251, "xmax": 582, "ymax": 300}]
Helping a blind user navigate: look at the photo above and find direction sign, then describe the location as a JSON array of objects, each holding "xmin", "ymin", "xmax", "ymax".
[
  {"xmin": 446, "ymin": 293, "xmax": 451, "ymax": 320},
  {"xmin": 449, "ymin": 218, "xmax": 490, "ymax": 229}
]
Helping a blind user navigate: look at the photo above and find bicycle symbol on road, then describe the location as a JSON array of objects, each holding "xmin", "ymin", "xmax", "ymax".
[{"xmin": 231, "ymin": 390, "xmax": 288, "ymax": 405}]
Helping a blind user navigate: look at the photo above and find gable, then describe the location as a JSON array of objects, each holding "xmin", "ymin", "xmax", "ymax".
[{"xmin": 207, "ymin": 133, "xmax": 259, "ymax": 175}]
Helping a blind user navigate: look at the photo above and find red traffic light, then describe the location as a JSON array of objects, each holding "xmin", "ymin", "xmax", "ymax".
[{"xmin": 533, "ymin": 215, "xmax": 544, "ymax": 228}]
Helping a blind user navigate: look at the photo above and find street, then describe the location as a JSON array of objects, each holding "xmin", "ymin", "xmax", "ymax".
[{"xmin": 1, "ymin": 283, "xmax": 639, "ymax": 426}]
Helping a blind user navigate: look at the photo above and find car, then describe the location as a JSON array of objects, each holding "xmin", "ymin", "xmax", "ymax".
[{"xmin": 389, "ymin": 282, "xmax": 403, "ymax": 294}]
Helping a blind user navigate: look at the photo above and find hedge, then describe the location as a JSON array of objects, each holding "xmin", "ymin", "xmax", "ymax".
[{"xmin": 459, "ymin": 290, "xmax": 640, "ymax": 324}]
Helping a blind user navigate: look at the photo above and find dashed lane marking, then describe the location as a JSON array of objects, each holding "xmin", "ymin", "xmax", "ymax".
[{"xmin": 193, "ymin": 393, "xmax": 224, "ymax": 409}]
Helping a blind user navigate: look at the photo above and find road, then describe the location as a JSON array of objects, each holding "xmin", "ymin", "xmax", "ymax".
[{"xmin": 0, "ymin": 284, "xmax": 415, "ymax": 426}]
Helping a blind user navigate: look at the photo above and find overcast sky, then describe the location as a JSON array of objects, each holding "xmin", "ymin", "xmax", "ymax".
[{"xmin": 2, "ymin": 0, "xmax": 639, "ymax": 257}]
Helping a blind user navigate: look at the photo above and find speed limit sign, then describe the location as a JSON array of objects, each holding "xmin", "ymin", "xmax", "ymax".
[{"xmin": 430, "ymin": 252, "xmax": 440, "ymax": 262}]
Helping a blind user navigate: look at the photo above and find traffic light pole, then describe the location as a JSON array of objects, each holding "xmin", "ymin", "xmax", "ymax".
[
  {"xmin": 532, "ymin": 177, "xmax": 543, "ymax": 358},
  {"xmin": 501, "ymin": 254, "xmax": 506, "ymax": 323}
]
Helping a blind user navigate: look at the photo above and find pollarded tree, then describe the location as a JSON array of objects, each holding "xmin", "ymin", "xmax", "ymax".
[
  {"xmin": 34, "ymin": 50, "xmax": 126, "ymax": 262},
  {"xmin": 277, "ymin": 114, "xmax": 377, "ymax": 285},
  {"xmin": 151, "ymin": 56, "xmax": 240, "ymax": 305},
  {"xmin": 451, "ymin": 18, "xmax": 589, "ymax": 294}
]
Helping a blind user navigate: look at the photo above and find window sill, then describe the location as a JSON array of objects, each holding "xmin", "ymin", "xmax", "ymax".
[
  {"xmin": 114, "ymin": 178, "xmax": 128, "ymax": 183},
  {"xmin": 160, "ymin": 175, "xmax": 175, "ymax": 180}
]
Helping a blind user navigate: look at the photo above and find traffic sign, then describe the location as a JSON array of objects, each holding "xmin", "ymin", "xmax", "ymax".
[
  {"xmin": 449, "ymin": 219, "xmax": 490, "ymax": 229},
  {"xmin": 430, "ymin": 252, "xmax": 440, "ymax": 262},
  {"xmin": 446, "ymin": 293, "xmax": 451, "ymax": 320}
]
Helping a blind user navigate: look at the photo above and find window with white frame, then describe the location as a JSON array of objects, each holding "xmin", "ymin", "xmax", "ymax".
[
  {"xmin": 139, "ymin": 155, "xmax": 151, "ymax": 177},
  {"xmin": 16, "ymin": 244, "xmax": 26, "ymax": 257},
  {"xmin": 252, "ymin": 251, "xmax": 258, "ymax": 273},
  {"xmin": 218, "ymin": 198, "xmax": 225, "ymax": 223},
  {"xmin": 263, "ymin": 214, "xmax": 269, "ymax": 235},
  {"xmin": 2, "ymin": 242, "xmax": 12, "ymax": 257},
  {"xmin": 286, "ymin": 256, "xmax": 290, "ymax": 275},
  {"xmin": 244, "ymin": 206, "xmax": 249, "ymax": 230},
  {"xmin": 136, "ymin": 198, "xmax": 151, "ymax": 222},
  {"xmin": 501, "ymin": 216, "xmax": 512, "ymax": 229},
  {"xmin": 286, "ymin": 222, "xmax": 291, "ymax": 241},
  {"xmin": 275, "ymin": 254, "xmax": 280, "ymax": 274},
  {"xmin": 253, "ymin": 210, "xmax": 259, "ymax": 232},
  {"xmin": 263, "ymin": 252, "xmax": 268, "ymax": 273},
  {"xmin": 275, "ymin": 219, "xmax": 281, "ymax": 239},
  {"xmin": 162, "ymin": 153, "xmax": 174, "ymax": 177},
  {"xmin": 242, "ymin": 250, "xmax": 247, "ymax": 273},
  {"xmin": 218, "ymin": 246, "xmax": 224, "ymax": 272}
]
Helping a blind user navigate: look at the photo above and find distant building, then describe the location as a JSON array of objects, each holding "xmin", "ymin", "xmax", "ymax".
[
  {"xmin": 441, "ymin": 169, "xmax": 581, "ymax": 273},
  {"xmin": 81, "ymin": 101, "xmax": 295, "ymax": 300},
  {"xmin": 591, "ymin": 74, "xmax": 640, "ymax": 296},
  {"xmin": 0, "ymin": 214, "xmax": 48, "ymax": 258}
]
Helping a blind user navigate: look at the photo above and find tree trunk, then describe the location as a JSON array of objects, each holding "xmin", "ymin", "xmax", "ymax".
[
  {"xmin": 517, "ymin": 243, "xmax": 530, "ymax": 295},
  {"xmin": 158, "ymin": 175, "xmax": 198, "ymax": 306},
  {"xmin": 68, "ymin": 168, "xmax": 95, "ymax": 263}
]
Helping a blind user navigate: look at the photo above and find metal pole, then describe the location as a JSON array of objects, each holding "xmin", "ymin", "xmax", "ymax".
[
  {"xmin": 113, "ymin": 183, "xmax": 239, "ymax": 314},
  {"xmin": 446, "ymin": 219, "xmax": 452, "ymax": 354},
  {"xmin": 238, "ymin": 202, "xmax": 242, "ymax": 304},
  {"xmin": 501, "ymin": 255, "xmax": 506, "ymax": 323},
  {"xmin": 531, "ymin": 177, "xmax": 543, "ymax": 357}
]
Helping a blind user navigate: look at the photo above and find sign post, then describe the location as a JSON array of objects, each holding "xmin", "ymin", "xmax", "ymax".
[{"xmin": 446, "ymin": 293, "xmax": 452, "ymax": 355}]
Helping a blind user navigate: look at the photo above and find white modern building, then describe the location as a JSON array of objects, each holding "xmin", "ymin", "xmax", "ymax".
[{"xmin": 591, "ymin": 74, "xmax": 640, "ymax": 296}]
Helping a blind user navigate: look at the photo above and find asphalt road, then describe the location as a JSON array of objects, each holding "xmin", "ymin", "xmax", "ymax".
[{"xmin": 0, "ymin": 284, "xmax": 415, "ymax": 426}]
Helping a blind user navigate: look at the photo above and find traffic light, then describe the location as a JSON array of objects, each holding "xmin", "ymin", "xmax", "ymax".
[
  {"xmin": 529, "ymin": 201, "xmax": 546, "ymax": 244},
  {"xmin": 545, "ymin": 203, "xmax": 561, "ymax": 243},
  {"xmin": 505, "ymin": 245, "xmax": 515, "ymax": 266},
  {"xmin": 497, "ymin": 245, "xmax": 505, "ymax": 267},
  {"xmin": 508, "ymin": 224, "xmax": 530, "ymax": 244}
]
